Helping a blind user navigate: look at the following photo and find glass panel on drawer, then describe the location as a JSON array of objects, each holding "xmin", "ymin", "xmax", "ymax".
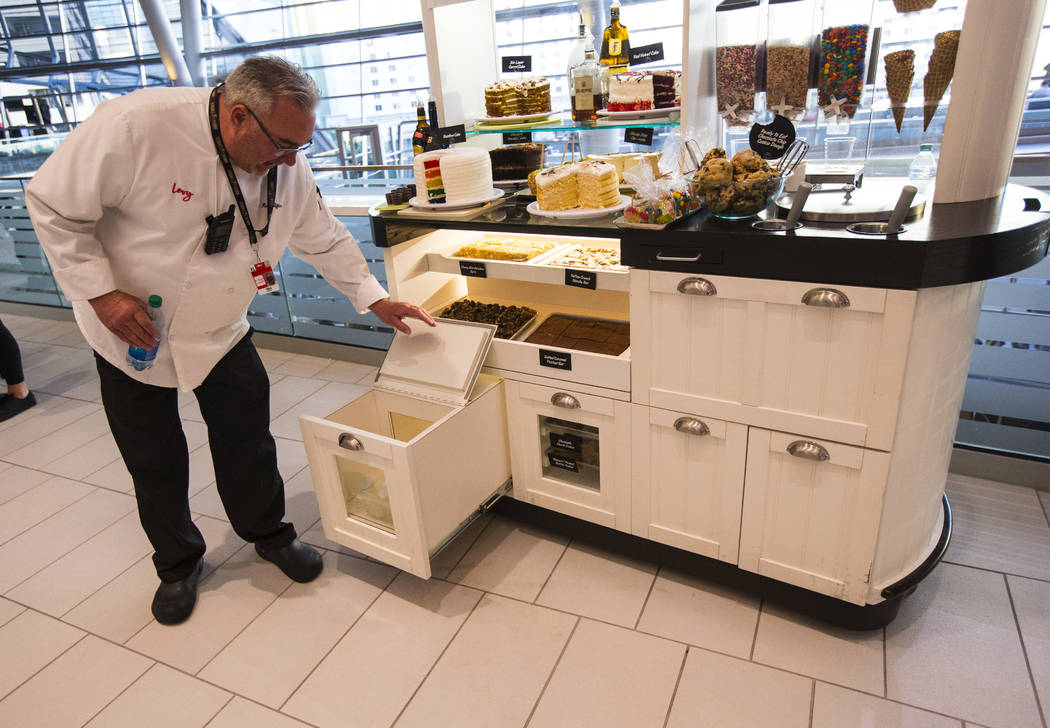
[
  {"xmin": 539, "ymin": 416, "xmax": 600, "ymax": 491},
  {"xmin": 336, "ymin": 458, "xmax": 394, "ymax": 533}
]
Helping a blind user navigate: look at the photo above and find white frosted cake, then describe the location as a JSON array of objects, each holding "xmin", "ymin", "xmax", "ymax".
[
  {"xmin": 608, "ymin": 72, "xmax": 654, "ymax": 111},
  {"xmin": 534, "ymin": 160, "xmax": 620, "ymax": 211},
  {"xmin": 413, "ymin": 149, "xmax": 493, "ymax": 204}
]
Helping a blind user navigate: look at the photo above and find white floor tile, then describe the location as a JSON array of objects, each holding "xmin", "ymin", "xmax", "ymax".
[
  {"xmin": 0, "ymin": 487, "xmax": 136, "ymax": 593},
  {"xmin": 314, "ymin": 358, "xmax": 377, "ymax": 384},
  {"xmin": 6, "ymin": 511, "xmax": 152, "ymax": 617},
  {"xmin": 666, "ymin": 647, "xmax": 811, "ymax": 728},
  {"xmin": 283, "ymin": 466, "xmax": 322, "ymax": 534},
  {"xmin": 0, "ymin": 475, "xmax": 93, "ymax": 545},
  {"xmin": 636, "ymin": 568, "xmax": 761, "ymax": 659},
  {"xmin": 85, "ymin": 663, "xmax": 230, "ymax": 728},
  {"xmin": 188, "ymin": 484, "xmax": 225, "ymax": 521},
  {"xmin": 530, "ymin": 617, "xmax": 685, "ymax": 728},
  {"xmin": 33, "ymin": 358, "xmax": 97, "ymax": 398},
  {"xmin": 0, "ymin": 610, "xmax": 84, "ymax": 699},
  {"xmin": 186, "ymin": 443, "xmax": 217, "ymax": 497},
  {"xmin": 268, "ymin": 376, "xmax": 328, "ymax": 419},
  {"xmin": 126, "ymin": 543, "xmax": 292, "ymax": 674},
  {"xmin": 0, "ymin": 635, "xmax": 151, "ymax": 728},
  {"xmin": 447, "ymin": 515, "xmax": 569, "ymax": 601},
  {"xmin": 271, "ymin": 353, "xmax": 333, "ymax": 379},
  {"xmin": 0, "ymin": 464, "xmax": 51, "ymax": 505},
  {"xmin": 0, "ymin": 597, "xmax": 23, "ymax": 627},
  {"xmin": 269, "ymin": 380, "xmax": 370, "ymax": 440},
  {"xmin": 208, "ymin": 697, "xmax": 313, "ymax": 728},
  {"xmin": 4, "ymin": 409, "xmax": 111, "ymax": 470},
  {"xmin": 284, "ymin": 573, "xmax": 482, "ymax": 728},
  {"xmin": 256, "ymin": 347, "xmax": 296, "ymax": 371},
  {"xmin": 199, "ymin": 551, "xmax": 396, "ymax": 708},
  {"xmin": 276, "ymin": 435, "xmax": 310, "ymax": 482},
  {"xmin": 298, "ymin": 521, "xmax": 371, "ymax": 560},
  {"xmin": 886, "ymin": 562, "xmax": 1042, "ymax": 728},
  {"xmin": 536, "ymin": 541, "xmax": 657, "ymax": 627},
  {"xmin": 752, "ymin": 602, "xmax": 884, "ymax": 694},
  {"xmin": 0, "ymin": 395, "xmax": 98, "ymax": 456},
  {"xmin": 946, "ymin": 477, "xmax": 1050, "ymax": 581},
  {"xmin": 63, "ymin": 516, "xmax": 245, "ymax": 643},
  {"xmin": 813, "ymin": 682, "xmax": 964, "ymax": 728},
  {"xmin": 84, "ymin": 456, "xmax": 135, "ymax": 493},
  {"xmin": 395, "ymin": 594, "xmax": 576, "ymax": 728},
  {"xmin": 1007, "ymin": 575, "xmax": 1050, "ymax": 720},
  {"xmin": 63, "ymin": 376, "xmax": 103, "ymax": 403},
  {"xmin": 40, "ymin": 430, "xmax": 122, "ymax": 480}
]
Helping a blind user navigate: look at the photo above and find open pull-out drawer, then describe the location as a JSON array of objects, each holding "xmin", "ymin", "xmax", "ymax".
[{"xmin": 299, "ymin": 319, "xmax": 511, "ymax": 578}]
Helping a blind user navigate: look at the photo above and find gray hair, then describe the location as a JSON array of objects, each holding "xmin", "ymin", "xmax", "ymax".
[{"xmin": 222, "ymin": 56, "xmax": 320, "ymax": 115}]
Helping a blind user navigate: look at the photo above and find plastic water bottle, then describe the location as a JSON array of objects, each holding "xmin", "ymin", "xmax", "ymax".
[
  {"xmin": 126, "ymin": 295, "xmax": 163, "ymax": 371},
  {"xmin": 908, "ymin": 143, "xmax": 937, "ymax": 182}
]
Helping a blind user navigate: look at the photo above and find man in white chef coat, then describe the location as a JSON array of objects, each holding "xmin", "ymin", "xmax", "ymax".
[{"xmin": 26, "ymin": 56, "xmax": 434, "ymax": 625}]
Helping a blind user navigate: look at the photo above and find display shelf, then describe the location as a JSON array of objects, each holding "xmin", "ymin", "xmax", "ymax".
[
  {"xmin": 424, "ymin": 244, "xmax": 630, "ymax": 292},
  {"xmin": 467, "ymin": 117, "xmax": 680, "ymax": 135}
]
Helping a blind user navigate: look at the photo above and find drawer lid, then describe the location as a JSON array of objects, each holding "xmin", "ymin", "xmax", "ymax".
[{"xmin": 375, "ymin": 317, "xmax": 497, "ymax": 406}]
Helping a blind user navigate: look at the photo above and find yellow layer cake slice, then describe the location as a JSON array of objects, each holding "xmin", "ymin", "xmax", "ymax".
[
  {"xmin": 576, "ymin": 160, "xmax": 621, "ymax": 208},
  {"xmin": 535, "ymin": 165, "xmax": 578, "ymax": 211}
]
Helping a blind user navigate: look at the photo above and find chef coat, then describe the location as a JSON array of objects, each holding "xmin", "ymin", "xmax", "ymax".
[{"xmin": 26, "ymin": 86, "xmax": 388, "ymax": 391}]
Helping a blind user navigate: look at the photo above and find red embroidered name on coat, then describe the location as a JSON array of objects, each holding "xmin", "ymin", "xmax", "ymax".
[{"xmin": 171, "ymin": 183, "xmax": 193, "ymax": 202}]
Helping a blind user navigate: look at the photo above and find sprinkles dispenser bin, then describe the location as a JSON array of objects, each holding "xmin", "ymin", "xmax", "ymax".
[{"xmin": 715, "ymin": 0, "xmax": 762, "ymax": 130}]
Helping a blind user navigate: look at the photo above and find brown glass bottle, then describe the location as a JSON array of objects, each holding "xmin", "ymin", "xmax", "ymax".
[
  {"xmin": 599, "ymin": 4, "xmax": 630, "ymax": 71},
  {"xmin": 411, "ymin": 102, "xmax": 429, "ymax": 156}
]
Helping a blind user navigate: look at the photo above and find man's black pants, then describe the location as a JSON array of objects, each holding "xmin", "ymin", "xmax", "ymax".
[{"xmin": 95, "ymin": 332, "xmax": 295, "ymax": 583}]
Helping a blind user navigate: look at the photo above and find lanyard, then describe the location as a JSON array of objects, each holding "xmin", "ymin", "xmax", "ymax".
[{"xmin": 208, "ymin": 85, "xmax": 277, "ymax": 257}]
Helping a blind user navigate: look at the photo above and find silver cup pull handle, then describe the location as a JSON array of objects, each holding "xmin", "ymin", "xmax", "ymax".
[
  {"xmin": 801, "ymin": 287, "xmax": 850, "ymax": 308},
  {"xmin": 338, "ymin": 433, "xmax": 364, "ymax": 451},
  {"xmin": 676, "ymin": 277, "xmax": 717, "ymax": 296},
  {"xmin": 786, "ymin": 440, "xmax": 830, "ymax": 462},
  {"xmin": 673, "ymin": 417, "xmax": 710, "ymax": 436},
  {"xmin": 551, "ymin": 393, "xmax": 581, "ymax": 409}
]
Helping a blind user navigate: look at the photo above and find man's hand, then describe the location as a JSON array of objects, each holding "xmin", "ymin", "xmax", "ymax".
[
  {"xmin": 89, "ymin": 290, "xmax": 158, "ymax": 349},
  {"xmin": 369, "ymin": 298, "xmax": 436, "ymax": 335}
]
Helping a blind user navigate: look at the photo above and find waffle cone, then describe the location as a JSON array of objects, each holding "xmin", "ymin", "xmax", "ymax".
[
  {"xmin": 893, "ymin": 0, "xmax": 936, "ymax": 12},
  {"xmin": 922, "ymin": 32, "xmax": 960, "ymax": 130},
  {"xmin": 885, "ymin": 50, "xmax": 915, "ymax": 132}
]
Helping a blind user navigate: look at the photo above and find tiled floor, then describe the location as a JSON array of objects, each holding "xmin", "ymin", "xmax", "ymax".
[{"xmin": 1, "ymin": 311, "xmax": 1048, "ymax": 728}]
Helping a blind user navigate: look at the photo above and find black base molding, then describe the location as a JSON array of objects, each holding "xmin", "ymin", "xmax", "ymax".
[{"xmin": 492, "ymin": 494, "xmax": 953, "ymax": 631}]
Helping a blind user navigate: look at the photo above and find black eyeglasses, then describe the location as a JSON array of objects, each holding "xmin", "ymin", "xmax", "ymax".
[{"xmin": 243, "ymin": 105, "xmax": 313, "ymax": 156}]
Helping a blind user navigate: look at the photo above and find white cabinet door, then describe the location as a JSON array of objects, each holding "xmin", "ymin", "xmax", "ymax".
[
  {"xmin": 631, "ymin": 404, "xmax": 747, "ymax": 563},
  {"xmin": 738, "ymin": 428, "xmax": 891, "ymax": 604},
  {"xmin": 300, "ymin": 413, "xmax": 432, "ymax": 577},
  {"xmin": 506, "ymin": 380, "xmax": 632, "ymax": 531},
  {"xmin": 631, "ymin": 271, "xmax": 915, "ymax": 450}
]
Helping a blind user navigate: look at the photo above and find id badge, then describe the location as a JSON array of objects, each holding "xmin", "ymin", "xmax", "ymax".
[{"xmin": 250, "ymin": 260, "xmax": 280, "ymax": 293}]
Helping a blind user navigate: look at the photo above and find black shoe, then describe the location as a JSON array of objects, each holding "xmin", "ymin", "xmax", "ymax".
[
  {"xmin": 0, "ymin": 391, "xmax": 36, "ymax": 422},
  {"xmin": 255, "ymin": 538, "xmax": 323, "ymax": 583},
  {"xmin": 151, "ymin": 560, "xmax": 203, "ymax": 626}
]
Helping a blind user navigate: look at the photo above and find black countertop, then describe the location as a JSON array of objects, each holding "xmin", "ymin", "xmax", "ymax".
[{"xmin": 369, "ymin": 183, "xmax": 1050, "ymax": 290}]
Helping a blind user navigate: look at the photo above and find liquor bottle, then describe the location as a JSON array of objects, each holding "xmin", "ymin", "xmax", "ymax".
[
  {"xmin": 599, "ymin": 1, "xmax": 630, "ymax": 72},
  {"xmin": 411, "ymin": 102, "xmax": 429, "ymax": 156},
  {"xmin": 426, "ymin": 97, "xmax": 442, "ymax": 150},
  {"xmin": 566, "ymin": 13, "xmax": 593, "ymax": 81},
  {"xmin": 570, "ymin": 45, "xmax": 606, "ymax": 122}
]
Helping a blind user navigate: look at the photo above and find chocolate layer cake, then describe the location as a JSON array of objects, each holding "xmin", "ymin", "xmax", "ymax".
[
  {"xmin": 489, "ymin": 144, "xmax": 545, "ymax": 181},
  {"xmin": 524, "ymin": 314, "xmax": 630, "ymax": 355},
  {"xmin": 652, "ymin": 70, "xmax": 679, "ymax": 109}
]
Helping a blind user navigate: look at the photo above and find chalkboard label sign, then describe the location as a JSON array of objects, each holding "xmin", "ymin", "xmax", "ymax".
[
  {"xmin": 624, "ymin": 127, "xmax": 654, "ymax": 145},
  {"xmin": 565, "ymin": 269, "xmax": 597, "ymax": 290},
  {"xmin": 548, "ymin": 453, "xmax": 580, "ymax": 473},
  {"xmin": 539, "ymin": 349, "xmax": 572, "ymax": 370},
  {"xmin": 458, "ymin": 261, "xmax": 487, "ymax": 278},
  {"xmin": 439, "ymin": 124, "xmax": 467, "ymax": 145},
  {"xmin": 502, "ymin": 131, "xmax": 532, "ymax": 144},
  {"xmin": 748, "ymin": 115, "xmax": 796, "ymax": 160},
  {"xmin": 629, "ymin": 43, "xmax": 665, "ymax": 66},
  {"xmin": 549, "ymin": 432, "xmax": 583, "ymax": 453},
  {"xmin": 501, "ymin": 56, "xmax": 532, "ymax": 73}
]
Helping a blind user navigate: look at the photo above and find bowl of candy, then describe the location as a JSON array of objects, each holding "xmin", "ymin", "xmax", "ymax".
[
  {"xmin": 623, "ymin": 183, "xmax": 700, "ymax": 227},
  {"xmin": 693, "ymin": 148, "xmax": 784, "ymax": 219}
]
